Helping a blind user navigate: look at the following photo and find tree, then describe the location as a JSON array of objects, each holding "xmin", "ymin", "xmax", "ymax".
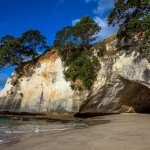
[
  {"xmin": 0, "ymin": 38, "xmax": 24, "ymax": 69},
  {"xmin": 22, "ymin": 30, "xmax": 47, "ymax": 57},
  {"xmin": 74, "ymin": 16, "xmax": 101, "ymax": 48},
  {"xmin": 54, "ymin": 16, "xmax": 101, "ymax": 64},
  {"xmin": 54, "ymin": 26, "xmax": 82, "ymax": 64},
  {"xmin": 0, "ymin": 30, "xmax": 47, "ymax": 69},
  {"xmin": 54, "ymin": 26, "xmax": 74, "ymax": 48},
  {"xmin": 54, "ymin": 16, "xmax": 101, "ymax": 49},
  {"xmin": 54, "ymin": 16, "xmax": 101, "ymax": 90},
  {"xmin": 108, "ymin": 0, "xmax": 150, "ymax": 41},
  {"xmin": 0, "ymin": 35, "xmax": 15, "ymax": 46},
  {"xmin": 64, "ymin": 51, "xmax": 99, "ymax": 90}
]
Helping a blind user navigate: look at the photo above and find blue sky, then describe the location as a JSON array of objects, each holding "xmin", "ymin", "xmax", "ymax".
[{"xmin": 0, "ymin": 0, "xmax": 118, "ymax": 90}]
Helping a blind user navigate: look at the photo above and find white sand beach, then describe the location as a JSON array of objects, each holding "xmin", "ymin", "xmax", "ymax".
[{"xmin": 1, "ymin": 114, "xmax": 150, "ymax": 150}]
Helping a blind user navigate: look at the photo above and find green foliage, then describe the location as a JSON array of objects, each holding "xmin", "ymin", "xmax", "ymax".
[
  {"xmin": 0, "ymin": 38, "xmax": 24, "ymax": 68},
  {"xmin": 96, "ymin": 41, "xmax": 106, "ymax": 57},
  {"xmin": 54, "ymin": 16, "xmax": 100, "ymax": 49},
  {"xmin": 64, "ymin": 51, "xmax": 99, "ymax": 90},
  {"xmin": 74, "ymin": 16, "xmax": 101, "ymax": 47},
  {"xmin": 54, "ymin": 16, "xmax": 101, "ymax": 90},
  {"xmin": 0, "ymin": 35, "xmax": 15, "ymax": 46},
  {"xmin": 93, "ymin": 34, "xmax": 117, "ymax": 57},
  {"xmin": 108, "ymin": 0, "xmax": 150, "ymax": 40},
  {"xmin": 54, "ymin": 16, "xmax": 101, "ymax": 64},
  {"xmin": 0, "ymin": 30, "xmax": 47, "ymax": 69},
  {"xmin": 138, "ymin": 43, "xmax": 150, "ymax": 56},
  {"xmin": 54, "ymin": 26, "xmax": 82, "ymax": 65},
  {"xmin": 22, "ymin": 30, "xmax": 47, "ymax": 53},
  {"xmin": 54, "ymin": 26, "xmax": 75, "ymax": 47}
]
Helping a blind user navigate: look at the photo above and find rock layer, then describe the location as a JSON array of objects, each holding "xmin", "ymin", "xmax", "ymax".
[
  {"xmin": 0, "ymin": 51, "xmax": 88, "ymax": 114},
  {"xmin": 79, "ymin": 42, "xmax": 150, "ymax": 114},
  {"xmin": 0, "ymin": 39, "xmax": 150, "ymax": 116}
]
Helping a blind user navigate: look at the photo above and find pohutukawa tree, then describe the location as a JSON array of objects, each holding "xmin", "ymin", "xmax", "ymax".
[
  {"xmin": 108, "ymin": 0, "xmax": 150, "ymax": 41},
  {"xmin": 54, "ymin": 16, "xmax": 101, "ymax": 64},
  {"xmin": 0, "ymin": 35, "xmax": 15, "ymax": 46},
  {"xmin": 54, "ymin": 16, "xmax": 101, "ymax": 49},
  {"xmin": 54, "ymin": 16, "xmax": 101, "ymax": 90},
  {"xmin": 54, "ymin": 26, "xmax": 79, "ymax": 64},
  {"xmin": 74, "ymin": 16, "xmax": 101, "ymax": 48},
  {"xmin": 0, "ymin": 30, "xmax": 47, "ymax": 69},
  {"xmin": 22, "ymin": 30, "xmax": 47, "ymax": 55}
]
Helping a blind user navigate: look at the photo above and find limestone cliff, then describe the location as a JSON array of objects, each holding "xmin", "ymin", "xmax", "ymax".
[
  {"xmin": 0, "ymin": 38, "xmax": 150, "ymax": 116},
  {"xmin": 0, "ymin": 50, "xmax": 88, "ymax": 114},
  {"xmin": 79, "ymin": 45, "xmax": 150, "ymax": 114}
]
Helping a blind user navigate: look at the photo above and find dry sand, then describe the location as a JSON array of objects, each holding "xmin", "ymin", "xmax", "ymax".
[{"xmin": 1, "ymin": 113, "xmax": 150, "ymax": 150}]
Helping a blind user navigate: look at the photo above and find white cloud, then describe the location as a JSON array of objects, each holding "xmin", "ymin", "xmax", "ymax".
[
  {"xmin": 94, "ymin": 16, "xmax": 118, "ymax": 41},
  {"xmin": 92, "ymin": 0, "xmax": 117, "ymax": 40},
  {"xmin": 71, "ymin": 16, "xmax": 118, "ymax": 41},
  {"xmin": 72, "ymin": 19, "xmax": 80, "ymax": 25},
  {"xmin": 93, "ymin": 0, "xmax": 114, "ymax": 16},
  {"xmin": 84, "ymin": 0, "xmax": 114, "ymax": 16},
  {"xmin": 71, "ymin": 0, "xmax": 118, "ymax": 40},
  {"xmin": 94, "ymin": 16, "xmax": 107, "ymax": 28},
  {"xmin": 84, "ymin": 0, "xmax": 117, "ymax": 40}
]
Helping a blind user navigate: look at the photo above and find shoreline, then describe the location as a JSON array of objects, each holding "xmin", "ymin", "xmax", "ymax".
[
  {"xmin": 0, "ymin": 113, "xmax": 150, "ymax": 150},
  {"xmin": 0, "ymin": 111, "xmax": 118, "ymax": 121},
  {"xmin": 0, "ymin": 112, "xmax": 75, "ymax": 121}
]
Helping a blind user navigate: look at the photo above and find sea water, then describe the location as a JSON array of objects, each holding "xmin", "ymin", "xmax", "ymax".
[{"xmin": 0, "ymin": 117, "xmax": 88, "ymax": 144}]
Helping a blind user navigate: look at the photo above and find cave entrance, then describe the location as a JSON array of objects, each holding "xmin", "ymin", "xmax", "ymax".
[{"xmin": 120, "ymin": 78, "xmax": 150, "ymax": 113}]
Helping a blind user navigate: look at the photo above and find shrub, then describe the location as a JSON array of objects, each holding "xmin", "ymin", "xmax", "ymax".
[{"xmin": 64, "ymin": 51, "xmax": 99, "ymax": 90}]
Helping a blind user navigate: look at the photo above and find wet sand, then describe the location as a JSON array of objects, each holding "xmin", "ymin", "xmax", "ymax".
[{"xmin": 1, "ymin": 113, "xmax": 150, "ymax": 150}]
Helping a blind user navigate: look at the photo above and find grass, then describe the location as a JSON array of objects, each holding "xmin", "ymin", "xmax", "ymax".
[
  {"xmin": 102, "ymin": 34, "xmax": 117, "ymax": 44},
  {"xmin": 106, "ymin": 50, "xmax": 118, "ymax": 56}
]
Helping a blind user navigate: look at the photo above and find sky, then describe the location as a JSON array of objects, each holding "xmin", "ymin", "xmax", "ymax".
[{"xmin": 0, "ymin": 0, "xmax": 118, "ymax": 90}]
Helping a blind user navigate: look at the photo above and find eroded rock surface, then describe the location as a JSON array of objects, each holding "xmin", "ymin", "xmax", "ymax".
[
  {"xmin": 0, "ymin": 51, "xmax": 88, "ymax": 114},
  {"xmin": 79, "ymin": 42, "xmax": 150, "ymax": 114},
  {"xmin": 0, "ymin": 39, "xmax": 150, "ymax": 116}
]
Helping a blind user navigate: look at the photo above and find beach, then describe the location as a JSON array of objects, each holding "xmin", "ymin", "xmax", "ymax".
[{"xmin": 1, "ymin": 113, "xmax": 150, "ymax": 150}]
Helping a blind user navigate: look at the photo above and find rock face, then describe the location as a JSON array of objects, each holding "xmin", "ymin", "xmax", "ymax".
[
  {"xmin": 0, "ymin": 51, "xmax": 88, "ymax": 114},
  {"xmin": 79, "ymin": 41, "xmax": 150, "ymax": 114},
  {"xmin": 0, "ymin": 39, "xmax": 150, "ymax": 116}
]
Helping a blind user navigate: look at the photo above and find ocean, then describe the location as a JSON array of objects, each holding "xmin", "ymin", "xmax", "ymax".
[{"xmin": 0, "ymin": 117, "xmax": 88, "ymax": 144}]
